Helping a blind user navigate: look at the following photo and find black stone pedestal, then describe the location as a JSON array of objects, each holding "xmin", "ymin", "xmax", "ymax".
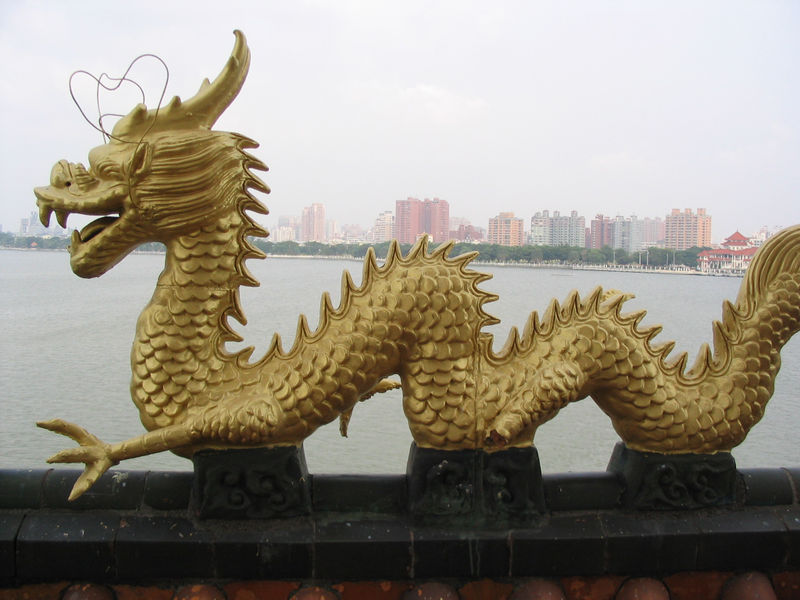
[
  {"xmin": 407, "ymin": 443, "xmax": 545, "ymax": 523},
  {"xmin": 191, "ymin": 446, "xmax": 312, "ymax": 519},
  {"xmin": 607, "ymin": 442, "xmax": 740, "ymax": 510}
]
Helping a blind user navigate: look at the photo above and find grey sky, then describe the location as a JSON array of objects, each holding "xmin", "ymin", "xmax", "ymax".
[{"xmin": 2, "ymin": 1, "xmax": 798, "ymax": 242}]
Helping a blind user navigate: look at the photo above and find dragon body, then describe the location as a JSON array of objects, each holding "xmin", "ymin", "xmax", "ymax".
[{"xmin": 35, "ymin": 32, "xmax": 800, "ymax": 500}]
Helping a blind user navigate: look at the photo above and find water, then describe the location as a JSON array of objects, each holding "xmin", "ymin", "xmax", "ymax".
[{"xmin": 1, "ymin": 249, "xmax": 797, "ymax": 474}]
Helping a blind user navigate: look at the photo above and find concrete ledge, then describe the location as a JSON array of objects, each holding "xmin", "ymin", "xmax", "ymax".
[{"xmin": 1, "ymin": 465, "xmax": 798, "ymax": 584}]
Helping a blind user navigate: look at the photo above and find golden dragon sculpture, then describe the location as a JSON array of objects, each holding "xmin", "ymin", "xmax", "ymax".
[{"xmin": 35, "ymin": 32, "xmax": 800, "ymax": 501}]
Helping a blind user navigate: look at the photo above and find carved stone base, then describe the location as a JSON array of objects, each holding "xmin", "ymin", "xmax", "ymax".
[
  {"xmin": 191, "ymin": 446, "xmax": 312, "ymax": 519},
  {"xmin": 607, "ymin": 442, "xmax": 740, "ymax": 510},
  {"xmin": 407, "ymin": 444, "xmax": 545, "ymax": 522}
]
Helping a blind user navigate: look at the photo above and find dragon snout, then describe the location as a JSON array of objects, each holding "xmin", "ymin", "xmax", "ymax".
[
  {"xmin": 50, "ymin": 160, "xmax": 73, "ymax": 189},
  {"xmin": 50, "ymin": 160, "xmax": 95, "ymax": 191}
]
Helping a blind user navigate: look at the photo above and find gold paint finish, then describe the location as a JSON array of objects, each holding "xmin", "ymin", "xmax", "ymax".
[{"xmin": 34, "ymin": 32, "xmax": 800, "ymax": 500}]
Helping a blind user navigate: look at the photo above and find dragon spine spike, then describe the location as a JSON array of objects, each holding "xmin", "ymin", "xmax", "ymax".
[
  {"xmin": 626, "ymin": 309, "xmax": 648, "ymax": 330},
  {"xmin": 455, "ymin": 250, "xmax": 480, "ymax": 268},
  {"xmin": 605, "ymin": 293, "xmax": 634, "ymax": 315},
  {"xmin": 652, "ymin": 340, "xmax": 676, "ymax": 360},
  {"xmin": 362, "ymin": 247, "xmax": 379, "ymax": 281},
  {"xmin": 522, "ymin": 311, "xmax": 542, "ymax": 342},
  {"xmin": 431, "ymin": 239, "xmax": 456, "ymax": 259},
  {"xmin": 340, "ymin": 271, "xmax": 356, "ymax": 306},
  {"xmin": 542, "ymin": 298, "xmax": 561, "ymax": 332},
  {"xmin": 497, "ymin": 326, "xmax": 521, "ymax": 358},
  {"xmin": 236, "ymin": 346, "xmax": 255, "ymax": 366},
  {"xmin": 291, "ymin": 314, "xmax": 312, "ymax": 352},
  {"xmin": 641, "ymin": 324, "xmax": 664, "ymax": 344},
  {"xmin": 686, "ymin": 342, "xmax": 712, "ymax": 378},
  {"xmin": 668, "ymin": 351, "xmax": 689, "ymax": 375},
  {"xmin": 267, "ymin": 331, "xmax": 284, "ymax": 358},
  {"xmin": 473, "ymin": 272, "xmax": 494, "ymax": 287},
  {"xmin": 243, "ymin": 242, "xmax": 267, "ymax": 262},
  {"xmin": 480, "ymin": 290, "xmax": 500, "ymax": 306},
  {"xmin": 386, "ymin": 240, "xmax": 403, "ymax": 265},
  {"xmin": 721, "ymin": 300, "xmax": 741, "ymax": 329},
  {"xmin": 406, "ymin": 238, "xmax": 427, "ymax": 261},
  {"xmin": 320, "ymin": 292, "xmax": 335, "ymax": 319},
  {"xmin": 589, "ymin": 287, "xmax": 606, "ymax": 311},
  {"xmin": 167, "ymin": 96, "xmax": 182, "ymax": 110},
  {"xmin": 230, "ymin": 292, "xmax": 248, "ymax": 326},
  {"xmin": 243, "ymin": 215, "xmax": 269, "ymax": 237},
  {"xmin": 564, "ymin": 290, "xmax": 581, "ymax": 317},
  {"xmin": 237, "ymin": 253, "xmax": 262, "ymax": 288},
  {"xmin": 711, "ymin": 321, "xmax": 732, "ymax": 365},
  {"xmin": 483, "ymin": 314, "xmax": 502, "ymax": 327}
]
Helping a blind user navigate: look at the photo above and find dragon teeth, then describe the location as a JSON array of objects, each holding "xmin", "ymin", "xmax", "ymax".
[
  {"xmin": 55, "ymin": 210, "xmax": 69, "ymax": 228},
  {"xmin": 39, "ymin": 205, "xmax": 53, "ymax": 227}
]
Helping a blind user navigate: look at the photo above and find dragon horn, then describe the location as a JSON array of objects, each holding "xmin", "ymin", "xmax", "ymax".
[
  {"xmin": 112, "ymin": 30, "xmax": 250, "ymax": 139},
  {"xmin": 182, "ymin": 30, "xmax": 250, "ymax": 127}
]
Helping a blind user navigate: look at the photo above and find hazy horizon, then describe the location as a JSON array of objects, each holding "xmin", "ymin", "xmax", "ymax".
[{"xmin": 2, "ymin": 1, "xmax": 798, "ymax": 243}]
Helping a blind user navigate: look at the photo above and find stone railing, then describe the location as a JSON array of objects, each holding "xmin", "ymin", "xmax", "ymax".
[{"xmin": 1, "ymin": 443, "xmax": 798, "ymax": 599}]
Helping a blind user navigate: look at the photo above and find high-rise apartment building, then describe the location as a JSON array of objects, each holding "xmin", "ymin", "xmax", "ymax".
[
  {"xmin": 590, "ymin": 215, "xmax": 659, "ymax": 252},
  {"xmin": 423, "ymin": 198, "xmax": 450, "ymax": 243},
  {"xmin": 530, "ymin": 210, "xmax": 585, "ymax": 247},
  {"xmin": 278, "ymin": 215, "xmax": 301, "ymax": 241},
  {"xmin": 529, "ymin": 211, "xmax": 551, "ymax": 246},
  {"xmin": 641, "ymin": 217, "xmax": 665, "ymax": 248},
  {"xmin": 340, "ymin": 224, "xmax": 366, "ymax": 242},
  {"xmin": 488, "ymin": 212, "xmax": 524, "ymax": 246},
  {"xmin": 611, "ymin": 215, "xmax": 645, "ymax": 253},
  {"xmin": 372, "ymin": 210, "xmax": 395, "ymax": 242},
  {"xmin": 325, "ymin": 219, "xmax": 339, "ymax": 242},
  {"xmin": 274, "ymin": 226, "xmax": 296, "ymax": 242},
  {"xmin": 589, "ymin": 214, "xmax": 613, "ymax": 249},
  {"xmin": 553, "ymin": 210, "xmax": 585, "ymax": 247},
  {"xmin": 394, "ymin": 198, "xmax": 421, "ymax": 244},
  {"xmin": 394, "ymin": 197, "xmax": 450, "ymax": 243},
  {"xmin": 664, "ymin": 208, "xmax": 712, "ymax": 250},
  {"xmin": 301, "ymin": 203, "xmax": 326, "ymax": 242}
]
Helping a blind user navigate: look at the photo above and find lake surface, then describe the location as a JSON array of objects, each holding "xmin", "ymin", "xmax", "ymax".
[{"xmin": 1, "ymin": 249, "xmax": 797, "ymax": 474}]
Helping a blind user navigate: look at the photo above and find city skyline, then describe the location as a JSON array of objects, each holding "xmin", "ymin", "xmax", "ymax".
[
  {"xmin": 2, "ymin": 3, "xmax": 798, "ymax": 243},
  {"xmin": 259, "ymin": 202, "xmax": 777, "ymax": 249},
  {"xmin": 11, "ymin": 199, "xmax": 786, "ymax": 252}
]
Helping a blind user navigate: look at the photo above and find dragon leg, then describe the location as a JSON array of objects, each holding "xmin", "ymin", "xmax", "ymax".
[
  {"xmin": 486, "ymin": 361, "xmax": 589, "ymax": 447},
  {"xmin": 38, "ymin": 418, "xmax": 196, "ymax": 500}
]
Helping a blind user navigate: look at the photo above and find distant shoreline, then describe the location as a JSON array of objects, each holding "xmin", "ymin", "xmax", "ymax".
[
  {"xmin": 1, "ymin": 247, "xmax": 742, "ymax": 277},
  {"xmin": 263, "ymin": 253, "xmax": 740, "ymax": 277}
]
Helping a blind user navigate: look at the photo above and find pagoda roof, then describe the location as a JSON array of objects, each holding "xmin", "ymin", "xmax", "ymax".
[
  {"xmin": 698, "ymin": 246, "xmax": 758, "ymax": 258},
  {"xmin": 722, "ymin": 231, "xmax": 750, "ymax": 246}
]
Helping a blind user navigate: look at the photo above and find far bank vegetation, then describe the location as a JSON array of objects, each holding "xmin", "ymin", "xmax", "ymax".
[{"xmin": 0, "ymin": 232, "xmax": 706, "ymax": 268}]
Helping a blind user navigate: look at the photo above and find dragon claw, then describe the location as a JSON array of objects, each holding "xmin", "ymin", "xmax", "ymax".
[
  {"xmin": 487, "ymin": 428, "xmax": 510, "ymax": 448},
  {"xmin": 37, "ymin": 418, "xmax": 116, "ymax": 500}
]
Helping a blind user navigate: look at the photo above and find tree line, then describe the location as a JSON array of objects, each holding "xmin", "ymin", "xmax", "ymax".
[
  {"xmin": 252, "ymin": 239, "xmax": 707, "ymax": 268},
  {"xmin": 0, "ymin": 233, "xmax": 167, "ymax": 253},
  {"xmin": 0, "ymin": 232, "xmax": 707, "ymax": 268}
]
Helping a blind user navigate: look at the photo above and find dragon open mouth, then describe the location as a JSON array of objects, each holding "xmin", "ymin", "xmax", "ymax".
[{"xmin": 77, "ymin": 215, "xmax": 120, "ymax": 243}]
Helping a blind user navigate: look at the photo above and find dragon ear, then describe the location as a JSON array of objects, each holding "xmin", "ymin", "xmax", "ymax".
[{"xmin": 127, "ymin": 142, "xmax": 152, "ymax": 179}]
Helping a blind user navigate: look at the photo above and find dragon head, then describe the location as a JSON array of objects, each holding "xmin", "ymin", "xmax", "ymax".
[{"xmin": 34, "ymin": 30, "xmax": 267, "ymax": 278}]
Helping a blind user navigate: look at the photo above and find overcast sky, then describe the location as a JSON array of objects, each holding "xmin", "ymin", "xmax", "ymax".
[{"xmin": 2, "ymin": 1, "xmax": 798, "ymax": 242}]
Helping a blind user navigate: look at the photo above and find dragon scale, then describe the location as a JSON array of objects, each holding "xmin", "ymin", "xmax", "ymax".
[{"xmin": 33, "ymin": 31, "xmax": 800, "ymax": 500}]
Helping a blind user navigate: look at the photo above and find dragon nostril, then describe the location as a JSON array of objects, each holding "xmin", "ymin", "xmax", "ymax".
[{"xmin": 65, "ymin": 182, "xmax": 72, "ymax": 188}]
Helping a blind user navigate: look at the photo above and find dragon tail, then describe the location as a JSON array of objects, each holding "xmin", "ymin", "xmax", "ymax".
[
  {"xmin": 668, "ymin": 225, "xmax": 800, "ymax": 452},
  {"xmin": 736, "ymin": 224, "xmax": 800, "ymax": 321}
]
